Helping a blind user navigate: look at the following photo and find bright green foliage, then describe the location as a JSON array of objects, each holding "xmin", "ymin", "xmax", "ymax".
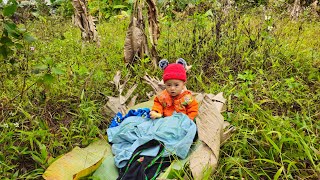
[
  {"xmin": 88, "ymin": 0, "xmax": 133, "ymax": 21},
  {"xmin": 51, "ymin": 0, "xmax": 74, "ymax": 17},
  {"xmin": 0, "ymin": 0, "xmax": 36, "ymax": 61},
  {"xmin": 0, "ymin": 2, "xmax": 319, "ymax": 180}
]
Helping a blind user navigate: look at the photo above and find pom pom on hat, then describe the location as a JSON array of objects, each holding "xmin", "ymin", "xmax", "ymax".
[
  {"xmin": 160, "ymin": 58, "xmax": 187, "ymax": 82},
  {"xmin": 176, "ymin": 58, "xmax": 187, "ymax": 69},
  {"xmin": 159, "ymin": 59, "xmax": 169, "ymax": 70}
]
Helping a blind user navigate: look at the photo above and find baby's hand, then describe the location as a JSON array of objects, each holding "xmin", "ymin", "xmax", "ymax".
[{"xmin": 150, "ymin": 111, "xmax": 162, "ymax": 119}]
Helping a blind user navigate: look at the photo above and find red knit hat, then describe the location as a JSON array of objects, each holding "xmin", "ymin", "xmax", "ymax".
[{"xmin": 163, "ymin": 63, "xmax": 187, "ymax": 82}]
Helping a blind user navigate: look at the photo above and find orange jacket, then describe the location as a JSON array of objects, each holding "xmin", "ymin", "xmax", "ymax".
[{"xmin": 152, "ymin": 90, "xmax": 198, "ymax": 120}]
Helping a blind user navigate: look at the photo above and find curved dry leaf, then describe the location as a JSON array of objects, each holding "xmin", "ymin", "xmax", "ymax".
[
  {"xmin": 106, "ymin": 96, "xmax": 123, "ymax": 115},
  {"xmin": 189, "ymin": 143, "xmax": 217, "ymax": 180},
  {"xmin": 124, "ymin": 18, "xmax": 144, "ymax": 63},
  {"xmin": 112, "ymin": 71, "xmax": 121, "ymax": 90},
  {"xmin": 146, "ymin": 0, "xmax": 160, "ymax": 46},
  {"xmin": 146, "ymin": 0, "xmax": 160, "ymax": 67},
  {"xmin": 146, "ymin": 91, "xmax": 155, "ymax": 99},
  {"xmin": 186, "ymin": 65, "xmax": 192, "ymax": 72},
  {"xmin": 150, "ymin": 45, "xmax": 159, "ymax": 68},
  {"xmin": 127, "ymin": 94, "xmax": 138, "ymax": 109},
  {"xmin": 310, "ymin": 146, "xmax": 320, "ymax": 155},
  {"xmin": 196, "ymin": 96, "xmax": 224, "ymax": 157},
  {"xmin": 222, "ymin": 0, "xmax": 234, "ymax": 15},
  {"xmin": 189, "ymin": 94, "xmax": 225, "ymax": 180},
  {"xmin": 122, "ymin": 84, "xmax": 138, "ymax": 104},
  {"xmin": 212, "ymin": 92, "xmax": 226, "ymax": 112},
  {"xmin": 143, "ymin": 73, "xmax": 164, "ymax": 94},
  {"xmin": 221, "ymin": 125, "xmax": 236, "ymax": 145},
  {"xmin": 119, "ymin": 78, "xmax": 129, "ymax": 95}
]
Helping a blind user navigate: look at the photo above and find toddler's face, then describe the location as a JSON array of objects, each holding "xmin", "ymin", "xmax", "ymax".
[{"xmin": 164, "ymin": 79, "xmax": 186, "ymax": 97}]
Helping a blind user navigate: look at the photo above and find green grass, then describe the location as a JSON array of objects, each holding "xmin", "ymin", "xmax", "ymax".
[{"xmin": 0, "ymin": 7, "xmax": 319, "ymax": 179}]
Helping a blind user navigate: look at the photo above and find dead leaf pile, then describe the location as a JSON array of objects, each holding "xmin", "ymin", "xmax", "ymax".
[{"xmin": 104, "ymin": 71, "xmax": 138, "ymax": 116}]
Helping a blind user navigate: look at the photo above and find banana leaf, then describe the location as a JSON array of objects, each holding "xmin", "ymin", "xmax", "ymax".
[{"xmin": 43, "ymin": 138, "xmax": 110, "ymax": 180}]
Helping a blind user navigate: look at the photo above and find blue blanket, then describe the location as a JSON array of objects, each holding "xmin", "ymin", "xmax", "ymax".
[
  {"xmin": 109, "ymin": 108, "xmax": 150, "ymax": 128},
  {"xmin": 107, "ymin": 113, "xmax": 197, "ymax": 168}
]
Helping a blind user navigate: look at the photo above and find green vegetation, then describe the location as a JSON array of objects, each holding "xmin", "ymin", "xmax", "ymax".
[{"xmin": 0, "ymin": 0, "xmax": 319, "ymax": 179}]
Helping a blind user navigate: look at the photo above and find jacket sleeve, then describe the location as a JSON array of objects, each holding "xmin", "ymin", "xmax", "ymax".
[
  {"xmin": 152, "ymin": 96, "xmax": 163, "ymax": 115},
  {"xmin": 186, "ymin": 99, "xmax": 198, "ymax": 120}
]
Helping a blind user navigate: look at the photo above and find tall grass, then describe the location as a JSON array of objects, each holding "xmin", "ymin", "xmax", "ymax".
[{"xmin": 0, "ymin": 7, "xmax": 319, "ymax": 179}]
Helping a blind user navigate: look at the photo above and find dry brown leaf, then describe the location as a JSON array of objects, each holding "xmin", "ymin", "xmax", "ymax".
[
  {"xmin": 221, "ymin": 125, "xmax": 236, "ymax": 145},
  {"xmin": 105, "ymin": 72, "xmax": 138, "ymax": 115},
  {"xmin": 146, "ymin": 0, "xmax": 160, "ymax": 67},
  {"xmin": 143, "ymin": 73, "xmax": 165, "ymax": 94},
  {"xmin": 196, "ymin": 95, "xmax": 224, "ymax": 156},
  {"xmin": 311, "ymin": 0, "xmax": 318, "ymax": 10},
  {"xmin": 189, "ymin": 94, "xmax": 228, "ymax": 179},
  {"xmin": 291, "ymin": 0, "xmax": 302, "ymax": 20},
  {"xmin": 221, "ymin": 0, "xmax": 234, "ymax": 15},
  {"xmin": 150, "ymin": 46, "xmax": 159, "ymax": 68},
  {"xmin": 71, "ymin": 0, "xmax": 99, "ymax": 44},
  {"xmin": 119, "ymin": 95, "xmax": 126, "ymax": 107},
  {"xmin": 88, "ymin": 16, "xmax": 100, "ymax": 46},
  {"xmin": 146, "ymin": 91, "xmax": 155, "ymax": 99},
  {"xmin": 124, "ymin": 0, "xmax": 161, "ymax": 66},
  {"xmin": 186, "ymin": 65, "xmax": 192, "ymax": 72},
  {"xmin": 212, "ymin": 92, "xmax": 226, "ymax": 112},
  {"xmin": 136, "ymin": 1, "xmax": 149, "ymax": 56},
  {"xmin": 189, "ymin": 143, "xmax": 217, "ymax": 180},
  {"xmin": 127, "ymin": 94, "xmax": 138, "ymax": 109},
  {"xmin": 223, "ymin": 121, "xmax": 230, "ymax": 129},
  {"xmin": 112, "ymin": 71, "xmax": 121, "ymax": 90},
  {"xmin": 146, "ymin": 0, "xmax": 160, "ymax": 46},
  {"xmin": 311, "ymin": 0, "xmax": 320, "ymax": 17},
  {"xmin": 122, "ymin": 84, "xmax": 138, "ymax": 104},
  {"xmin": 106, "ymin": 96, "xmax": 126, "ymax": 115},
  {"xmin": 124, "ymin": 18, "xmax": 144, "ymax": 63}
]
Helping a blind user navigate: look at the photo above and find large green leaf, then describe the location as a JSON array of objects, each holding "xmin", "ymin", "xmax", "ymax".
[
  {"xmin": 127, "ymin": 99, "xmax": 154, "ymax": 112},
  {"xmin": 33, "ymin": 64, "xmax": 48, "ymax": 71},
  {"xmin": 43, "ymin": 138, "xmax": 110, "ymax": 180},
  {"xmin": 158, "ymin": 159, "xmax": 186, "ymax": 179},
  {"xmin": 3, "ymin": 22, "xmax": 21, "ymax": 39},
  {"xmin": 23, "ymin": 33, "xmax": 36, "ymax": 43},
  {"xmin": 43, "ymin": 74, "xmax": 55, "ymax": 85},
  {"xmin": 113, "ymin": 5, "xmax": 127, "ymax": 9},
  {"xmin": 0, "ymin": 36, "xmax": 14, "ymax": 46},
  {"xmin": 91, "ymin": 152, "xmax": 119, "ymax": 180},
  {"xmin": 3, "ymin": 2, "xmax": 18, "ymax": 16},
  {"xmin": 3, "ymin": 22, "xmax": 17, "ymax": 33},
  {"xmin": 0, "ymin": 45, "xmax": 13, "ymax": 59},
  {"xmin": 52, "ymin": 67, "xmax": 66, "ymax": 75}
]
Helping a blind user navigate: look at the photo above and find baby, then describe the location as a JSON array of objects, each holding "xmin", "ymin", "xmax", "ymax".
[{"xmin": 150, "ymin": 58, "xmax": 198, "ymax": 120}]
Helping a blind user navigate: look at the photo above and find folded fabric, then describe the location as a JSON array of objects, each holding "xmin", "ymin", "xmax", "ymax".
[
  {"xmin": 107, "ymin": 113, "xmax": 197, "ymax": 168},
  {"xmin": 109, "ymin": 108, "xmax": 151, "ymax": 128}
]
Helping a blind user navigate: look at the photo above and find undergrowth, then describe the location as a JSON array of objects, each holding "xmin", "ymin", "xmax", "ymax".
[{"xmin": 0, "ymin": 7, "xmax": 319, "ymax": 180}]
